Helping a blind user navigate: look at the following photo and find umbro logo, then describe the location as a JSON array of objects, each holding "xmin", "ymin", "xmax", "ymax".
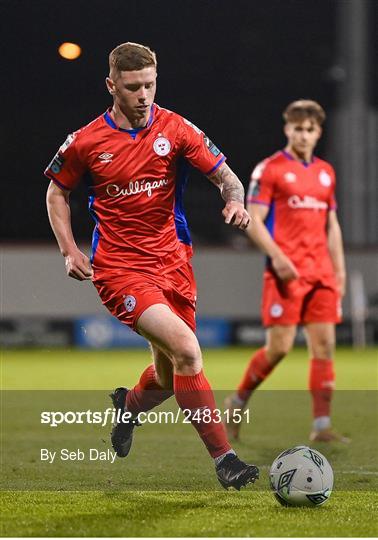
[{"xmin": 98, "ymin": 152, "xmax": 113, "ymax": 163}]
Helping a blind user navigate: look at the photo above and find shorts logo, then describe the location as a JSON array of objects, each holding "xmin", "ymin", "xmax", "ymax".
[
  {"xmin": 153, "ymin": 137, "xmax": 171, "ymax": 156},
  {"xmin": 270, "ymin": 303, "xmax": 283, "ymax": 318},
  {"xmin": 284, "ymin": 172, "xmax": 297, "ymax": 183},
  {"xmin": 124, "ymin": 295, "xmax": 136, "ymax": 313},
  {"xmin": 319, "ymin": 170, "xmax": 331, "ymax": 187}
]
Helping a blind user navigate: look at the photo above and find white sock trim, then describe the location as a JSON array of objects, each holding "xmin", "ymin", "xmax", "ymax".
[
  {"xmin": 232, "ymin": 394, "xmax": 245, "ymax": 407},
  {"xmin": 313, "ymin": 416, "xmax": 331, "ymax": 431},
  {"xmin": 214, "ymin": 449, "xmax": 236, "ymax": 466}
]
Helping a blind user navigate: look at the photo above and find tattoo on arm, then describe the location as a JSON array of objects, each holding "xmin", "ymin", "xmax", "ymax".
[{"xmin": 208, "ymin": 163, "xmax": 245, "ymax": 204}]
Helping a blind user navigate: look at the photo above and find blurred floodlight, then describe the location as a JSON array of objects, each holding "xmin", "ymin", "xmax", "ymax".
[{"xmin": 58, "ymin": 42, "xmax": 82, "ymax": 60}]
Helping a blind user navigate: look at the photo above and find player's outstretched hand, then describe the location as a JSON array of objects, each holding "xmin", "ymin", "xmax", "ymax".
[
  {"xmin": 64, "ymin": 249, "xmax": 93, "ymax": 281},
  {"xmin": 222, "ymin": 202, "xmax": 251, "ymax": 230},
  {"xmin": 271, "ymin": 253, "xmax": 299, "ymax": 282}
]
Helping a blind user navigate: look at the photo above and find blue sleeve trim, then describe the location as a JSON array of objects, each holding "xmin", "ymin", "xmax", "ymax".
[
  {"xmin": 205, "ymin": 155, "xmax": 226, "ymax": 176},
  {"xmin": 88, "ymin": 195, "xmax": 100, "ymax": 264},
  {"xmin": 174, "ymin": 158, "xmax": 192, "ymax": 246}
]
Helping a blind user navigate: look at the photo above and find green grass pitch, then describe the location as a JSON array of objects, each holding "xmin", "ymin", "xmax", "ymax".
[{"xmin": 1, "ymin": 346, "xmax": 378, "ymax": 537}]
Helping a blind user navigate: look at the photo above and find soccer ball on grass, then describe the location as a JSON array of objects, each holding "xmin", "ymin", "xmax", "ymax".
[{"xmin": 269, "ymin": 445, "xmax": 333, "ymax": 507}]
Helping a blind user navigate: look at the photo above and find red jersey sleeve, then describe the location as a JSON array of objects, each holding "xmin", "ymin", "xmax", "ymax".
[
  {"xmin": 328, "ymin": 166, "xmax": 337, "ymax": 211},
  {"xmin": 44, "ymin": 131, "xmax": 86, "ymax": 190},
  {"xmin": 178, "ymin": 117, "xmax": 226, "ymax": 175},
  {"xmin": 247, "ymin": 160, "xmax": 276, "ymax": 206}
]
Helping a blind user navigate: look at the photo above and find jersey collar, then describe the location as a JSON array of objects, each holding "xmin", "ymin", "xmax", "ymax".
[
  {"xmin": 282, "ymin": 149, "xmax": 315, "ymax": 168},
  {"xmin": 103, "ymin": 104, "xmax": 155, "ymax": 133}
]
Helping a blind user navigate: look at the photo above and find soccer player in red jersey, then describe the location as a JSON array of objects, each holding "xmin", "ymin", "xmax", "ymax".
[
  {"xmin": 225, "ymin": 100, "xmax": 350, "ymax": 443},
  {"xmin": 45, "ymin": 42, "xmax": 259, "ymax": 489}
]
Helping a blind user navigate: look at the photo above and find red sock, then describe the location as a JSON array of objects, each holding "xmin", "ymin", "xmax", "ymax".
[
  {"xmin": 174, "ymin": 370, "xmax": 231, "ymax": 458},
  {"xmin": 309, "ymin": 358, "xmax": 335, "ymax": 419},
  {"xmin": 126, "ymin": 364, "xmax": 173, "ymax": 415},
  {"xmin": 237, "ymin": 348, "xmax": 273, "ymax": 402}
]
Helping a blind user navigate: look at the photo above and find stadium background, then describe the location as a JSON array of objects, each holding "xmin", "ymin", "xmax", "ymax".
[{"xmin": 1, "ymin": 0, "xmax": 377, "ymax": 348}]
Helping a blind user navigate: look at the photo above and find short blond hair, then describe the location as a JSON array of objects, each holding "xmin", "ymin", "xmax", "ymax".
[
  {"xmin": 283, "ymin": 100, "xmax": 326, "ymax": 126},
  {"xmin": 109, "ymin": 42, "xmax": 157, "ymax": 78}
]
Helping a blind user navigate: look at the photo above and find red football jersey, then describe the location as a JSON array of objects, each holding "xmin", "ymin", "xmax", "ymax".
[
  {"xmin": 45, "ymin": 104, "xmax": 225, "ymax": 274},
  {"xmin": 247, "ymin": 150, "xmax": 337, "ymax": 278}
]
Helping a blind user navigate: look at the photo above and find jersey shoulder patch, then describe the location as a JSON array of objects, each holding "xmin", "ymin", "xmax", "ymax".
[{"xmin": 251, "ymin": 160, "xmax": 267, "ymax": 181}]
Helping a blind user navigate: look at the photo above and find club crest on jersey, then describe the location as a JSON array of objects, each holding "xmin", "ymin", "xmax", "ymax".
[
  {"xmin": 270, "ymin": 303, "xmax": 283, "ymax": 318},
  {"xmin": 124, "ymin": 295, "xmax": 136, "ymax": 313},
  {"xmin": 153, "ymin": 137, "xmax": 171, "ymax": 156},
  {"xmin": 319, "ymin": 170, "xmax": 331, "ymax": 187},
  {"xmin": 284, "ymin": 172, "xmax": 297, "ymax": 183}
]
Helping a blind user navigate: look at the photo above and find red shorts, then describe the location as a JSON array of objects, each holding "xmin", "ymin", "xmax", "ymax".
[
  {"xmin": 261, "ymin": 272, "xmax": 341, "ymax": 327},
  {"xmin": 93, "ymin": 262, "xmax": 197, "ymax": 332}
]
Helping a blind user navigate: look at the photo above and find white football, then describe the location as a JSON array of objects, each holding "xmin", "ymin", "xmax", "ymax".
[{"xmin": 270, "ymin": 446, "xmax": 334, "ymax": 507}]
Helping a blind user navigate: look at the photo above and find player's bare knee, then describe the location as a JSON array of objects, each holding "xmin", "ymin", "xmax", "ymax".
[
  {"xmin": 267, "ymin": 340, "xmax": 292, "ymax": 364},
  {"xmin": 173, "ymin": 339, "xmax": 202, "ymax": 373},
  {"xmin": 313, "ymin": 339, "xmax": 335, "ymax": 359},
  {"xmin": 266, "ymin": 326, "xmax": 295, "ymax": 363},
  {"xmin": 267, "ymin": 348, "xmax": 288, "ymax": 365}
]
